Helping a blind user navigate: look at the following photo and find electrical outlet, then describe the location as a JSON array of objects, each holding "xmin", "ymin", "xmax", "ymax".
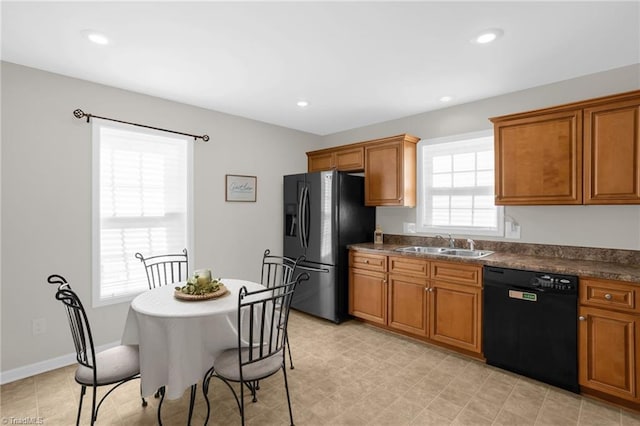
[
  {"xmin": 32, "ymin": 318, "xmax": 46, "ymax": 335},
  {"xmin": 505, "ymin": 221, "xmax": 521, "ymax": 239}
]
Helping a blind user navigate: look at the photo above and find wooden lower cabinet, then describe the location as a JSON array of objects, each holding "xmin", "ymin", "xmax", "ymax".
[
  {"xmin": 429, "ymin": 281, "xmax": 482, "ymax": 353},
  {"xmin": 349, "ymin": 267, "xmax": 387, "ymax": 325},
  {"xmin": 579, "ymin": 306, "xmax": 640, "ymax": 401},
  {"xmin": 349, "ymin": 251, "xmax": 482, "ymax": 355},
  {"xmin": 388, "ymin": 274, "xmax": 428, "ymax": 336},
  {"xmin": 579, "ymin": 277, "xmax": 640, "ymax": 405}
]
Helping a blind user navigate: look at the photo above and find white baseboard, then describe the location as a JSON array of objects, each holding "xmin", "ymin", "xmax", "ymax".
[{"xmin": 0, "ymin": 341, "xmax": 120, "ymax": 385}]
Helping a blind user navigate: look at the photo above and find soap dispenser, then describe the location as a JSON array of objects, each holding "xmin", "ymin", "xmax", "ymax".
[{"xmin": 374, "ymin": 225, "xmax": 383, "ymax": 245}]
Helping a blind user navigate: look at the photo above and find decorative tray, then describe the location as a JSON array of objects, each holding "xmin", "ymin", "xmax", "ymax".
[{"xmin": 174, "ymin": 284, "xmax": 228, "ymax": 301}]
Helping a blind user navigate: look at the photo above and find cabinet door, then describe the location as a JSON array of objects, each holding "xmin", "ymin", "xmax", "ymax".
[
  {"xmin": 584, "ymin": 98, "xmax": 640, "ymax": 204},
  {"xmin": 429, "ymin": 281, "xmax": 482, "ymax": 353},
  {"xmin": 579, "ymin": 306, "xmax": 640, "ymax": 402},
  {"xmin": 335, "ymin": 146, "xmax": 364, "ymax": 171},
  {"xmin": 349, "ymin": 268, "xmax": 387, "ymax": 324},
  {"xmin": 388, "ymin": 274, "xmax": 428, "ymax": 336},
  {"xmin": 494, "ymin": 110, "xmax": 582, "ymax": 205},
  {"xmin": 308, "ymin": 152, "xmax": 334, "ymax": 172},
  {"xmin": 365, "ymin": 140, "xmax": 403, "ymax": 206}
]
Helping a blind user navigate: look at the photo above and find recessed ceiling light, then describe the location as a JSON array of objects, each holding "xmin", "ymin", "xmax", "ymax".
[
  {"xmin": 472, "ymin": 28, "xmax": 504, "ymax": 44},
  {"xmin": 297, "ymin": 100, "xmax": 309, "ymax": 108},
  {"xmin": 439, "ymin": 96, "xmax": 453, "ymax": 103},
  {"xmin": 82, "ymin": 30, "xmax": 110, "ymax": 46}
]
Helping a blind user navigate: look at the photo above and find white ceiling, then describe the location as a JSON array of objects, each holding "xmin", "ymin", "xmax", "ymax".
[{"xmin": 2, "ymin": 1, "xmax": 639, "ymax": 135}]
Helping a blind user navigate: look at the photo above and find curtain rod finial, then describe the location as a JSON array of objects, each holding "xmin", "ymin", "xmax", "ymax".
[
  {"xmin": 202, "ymin": 135, "xmax": 210, "ymax": 142},
  {"xmin": 73, "ymin": 109, "xmax": 85, "ymax": 119}
]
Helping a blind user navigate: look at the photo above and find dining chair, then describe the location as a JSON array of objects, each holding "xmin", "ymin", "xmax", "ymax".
[
  {"xmin": 202, "ymin": 272, "xmax": 309, "ymax": 426},
  {"xmin": 260, "ymin": 249, "xmax": 304, "ymax": 369},
  {"xmin": 135, "ymin": 248, "xmax": 188, "ymax": 289},
  {"xmin": 47, "ymin": 274, "xmax": 146, "ymax": 425}
]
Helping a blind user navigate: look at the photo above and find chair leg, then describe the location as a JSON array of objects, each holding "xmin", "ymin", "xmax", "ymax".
[
  {"xmin": 286, "ymin": 333, "xmax": 295, "ymax": 369},
  {"xmin": 282, "ymin": 367, "xmax": 295, "ymax": 426},
  {"xmin": 240, "ymin": 379, "xmax": 246, "ymax": 426},
  {"xmin": 140, "ymin": 382, "xmax": 148, "ymax": 407},
  {"xmin": 75, "ymin": 385, "xmax": 86, "ymax": 426},
  {"xmin": 90, "ymin": 386, "xmax": 98, "ymax": 425}
]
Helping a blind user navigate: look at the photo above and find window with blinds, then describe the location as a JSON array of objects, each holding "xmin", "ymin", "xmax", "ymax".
[
  {"xmin": 92, "ymin": 120, "xmax": 193, "ymax": 306},
  {"xmin": 417, "ymin": 131, "xmax": 503, "ymax": 236}
]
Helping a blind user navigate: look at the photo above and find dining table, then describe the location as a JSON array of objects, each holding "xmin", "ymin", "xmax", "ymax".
[{"xmin": 121, "ymin": 278, "xmax": 265, "ymax": 423}]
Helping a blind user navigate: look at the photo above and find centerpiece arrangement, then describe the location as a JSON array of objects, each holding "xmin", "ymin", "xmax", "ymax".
[{"xmin": 174, "ymin": 269, "xmax": 228, "ymax": 301}]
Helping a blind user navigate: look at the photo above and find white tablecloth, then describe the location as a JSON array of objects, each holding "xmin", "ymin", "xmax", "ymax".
[{"xmin": 121, "ymin": 278, "xmax": 264, "ymax": 399}]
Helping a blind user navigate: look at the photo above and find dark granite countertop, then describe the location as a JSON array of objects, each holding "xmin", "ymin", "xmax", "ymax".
[{"xmin": 348, "ymin": 242, "xmax": 640, "ymax": 284}]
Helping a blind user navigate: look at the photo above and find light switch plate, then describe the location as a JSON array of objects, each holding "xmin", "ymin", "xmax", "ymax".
[{"xmin": 505, "ymin": 221, "xmax": 521, "ymax": 239}]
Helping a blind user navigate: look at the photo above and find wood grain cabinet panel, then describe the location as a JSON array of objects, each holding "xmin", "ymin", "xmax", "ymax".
[
  {"xmin": 307, "ymin": 146, "xmax": 364, "ymax": 172},
  {"xmin": 349, "ymin": 250, "xmax": 482, "ymax": 355},
  {"xmin": 429, "ymin": 281, "xmax": 482, "ymax": 353},
  {"xmin": 388, "ymin": 274, "xmax": 428, "ymax": 336},
  {"xmin": 584, "ymin": 98, "xmax": 640, "ymax": 204},
  {"xmin": 349, "ymin": 268, "xmax": 387, "ymax": 325},
  {"xmin": 491, "ymin": 90, "xmax": 640, "ymax": 205},
  {"xmin": 493, "ymin": 109, "xmax": 582, "ymax": 205},
  {"xmin": 579, "ymin": 306, "xmax": 640, "ymax": 402},
  {"xmin": 580, "ymin": 278, "xmax": 640, "ymax": 314},
  {"xmin": 364, "ymin": 135, "xmax": 419, "ymax": 207}
]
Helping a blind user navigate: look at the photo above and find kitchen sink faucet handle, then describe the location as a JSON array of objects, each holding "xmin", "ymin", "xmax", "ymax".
[{"xmin": 467, "ymin": 239, "xmax": 475, "ymax": 251}]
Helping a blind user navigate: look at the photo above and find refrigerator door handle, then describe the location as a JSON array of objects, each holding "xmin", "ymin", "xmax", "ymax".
[
  {"xmin": 302, "ymin": 185, "xmax": 310, "ymax": 248},
  {"xmin": 297, "ymin": 186, "xmax": 305, "ymax": 248}
]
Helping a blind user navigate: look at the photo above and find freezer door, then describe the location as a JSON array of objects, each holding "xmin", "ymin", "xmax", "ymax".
[
  {"xmin": 291, "ymin": 263, "xmax": 340, "ymax": 323},
  {"xmin": 283, "ymin": 173, "xmax": 307, "ymax": 259},
  {"xmin": 304, "ymin": 171, "xmax": 337, "ymax": 265}
]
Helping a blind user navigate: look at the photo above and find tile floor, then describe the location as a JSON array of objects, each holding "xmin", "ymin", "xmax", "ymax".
[{"xmin": 2, "ymin": 310, "xmax": 640, "ymax": 425}]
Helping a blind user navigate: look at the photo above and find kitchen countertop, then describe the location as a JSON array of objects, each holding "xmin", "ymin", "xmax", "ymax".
[{"xmin": 349, "ymin": 243, "xmax": 640, "ymax": 284}]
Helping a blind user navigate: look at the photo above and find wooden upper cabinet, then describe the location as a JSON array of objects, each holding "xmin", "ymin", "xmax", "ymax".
[
  {"xmin": 307, "ymin": 146, "xmax": 364, "ymax": 172},
  {"xmin": 584, "ymin": 98, "xmax": 640, "ymax": 204},
  {"xmin": 493, "ymin": 109, "xmax": 583, "ymax": 205},
  {"xmin": 364, "ymin": 134, "xmax": 419, "ymax": 207},
  {"xmin": 491, "ymin": 90, "xmax": 640, "ymax": 205}
]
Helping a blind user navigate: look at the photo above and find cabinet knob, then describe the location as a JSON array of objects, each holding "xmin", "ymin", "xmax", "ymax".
[
  {"xmin": 578, "ymin": 316, "xmax": 586, "ymax": 321},
  {"xmin": 604, "ymin": 293, "xmax": 612, "ymax": 300},
  {"xmin": 364, "ymin": 260, "xmax": 369, "ymax": 264},
  {"xmin": 428, "ymin": 287, "xmax": 434, "ymax": 292}
]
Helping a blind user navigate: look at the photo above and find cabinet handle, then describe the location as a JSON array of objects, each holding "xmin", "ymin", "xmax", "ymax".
[
  {"xmin": 428, "ymin": 287, "xmax": 434, "ymax": 292},
  {"xmin": 364, "ymin": 260, "xmax": 369, "ymax": 264},
  {"xmin": 604, "ymin": 293, "xmax": 612, "ymax": 300},
  {"xmin": 578, "ymin": 316, "xmax": 586, "ymax": 321}
]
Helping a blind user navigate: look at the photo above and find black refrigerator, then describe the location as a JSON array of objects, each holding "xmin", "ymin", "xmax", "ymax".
[{"xmin": 284, "ymin": 170, "xmax": 376, "ymax": 323}]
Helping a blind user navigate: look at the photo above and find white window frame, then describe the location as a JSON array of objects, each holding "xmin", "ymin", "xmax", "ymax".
[
  {"xmin": 416, "ymin": 130, "xmax": 504, "ymax": 237},
  {"xmin": 92, "ymin": 119, "xmax": 194, "ymax": 307}
]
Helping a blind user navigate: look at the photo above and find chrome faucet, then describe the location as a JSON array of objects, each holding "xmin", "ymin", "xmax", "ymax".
[
  {"xmin": 467, "ymin": 239, "xmax": 475, "ymax": 251},
  {"xmin": 436, "ymin": 233, "xmax": 456, "ymax": 248}
]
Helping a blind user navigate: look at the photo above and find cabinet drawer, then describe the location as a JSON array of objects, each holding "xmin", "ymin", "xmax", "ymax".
[
  {"xmin": 350, "ymin": 251, "xmax": 387, "ymax": 272},
  {"xmin": 389, "ymin": 256, "xmax": 429, "ymax": 278},
  {"xmin": 431, "ymin": 261, "xmax": 481, "ymax": 287},
  {"xmin": 580, "ymin": 278, "xmax": 640, "ymax": 314}
]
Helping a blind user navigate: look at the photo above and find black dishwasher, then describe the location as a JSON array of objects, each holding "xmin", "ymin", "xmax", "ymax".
[{"xmin": 483, "ymin": 266, "xmax": 579, "ymax": 393}]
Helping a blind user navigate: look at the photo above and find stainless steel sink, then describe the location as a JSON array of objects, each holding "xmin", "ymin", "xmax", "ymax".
[
  {"xmin": 440, "ymin": 249, "xmax": 494, "ymax": 258},
  {"xmin": 395, "ymin": 246, "xmax": 494, "ymax": 258},
  {"xmin": 395, "ymin": 246, "xmax": 450, "ymax": 254}
]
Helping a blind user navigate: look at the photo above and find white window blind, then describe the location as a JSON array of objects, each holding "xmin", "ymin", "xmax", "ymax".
[
  {"xmin": 417, "ymin": 131, "xmax": 503, "ymax": 236},
  {"xmin": 92, "ymin": 120, "xmax": 193, "ymax": 306}
]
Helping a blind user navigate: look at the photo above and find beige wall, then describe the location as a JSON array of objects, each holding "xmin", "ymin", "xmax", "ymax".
[
  {"xmin": 3, "ymin": 61, "xmax": 640, "ymax": 379},
  {"xmin": 0, "ymin": 62, "xmax": 318, "ymax": 375},
  {"xmin": 320, "ymin": 64, "xmax": 640, "ymax": 249}
]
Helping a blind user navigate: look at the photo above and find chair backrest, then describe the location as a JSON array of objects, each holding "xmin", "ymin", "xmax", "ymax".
[
  {"xmin": 237, "ymin": 273, "xmax": 309, "ymax": 371},
  {"xmin": 135, "ymin": 248, "xmax": 188, "ymax": 289},
  {"xmin": 260, "ymin": 249, "xmax": 304, "ymax": 289},
  {"xmin": 48, "ymin": 274, "xmax": 97, "ymax": 379}
]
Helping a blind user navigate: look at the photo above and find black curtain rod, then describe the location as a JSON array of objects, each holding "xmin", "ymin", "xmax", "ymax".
[{"xmin": 73, "ymin": 109, "xmax": 210, "ymax": 142}]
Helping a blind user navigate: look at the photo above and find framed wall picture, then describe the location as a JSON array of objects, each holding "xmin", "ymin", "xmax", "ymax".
[{"xmin": 225, "ymin": 174, "xmax": 257, "ymax": 202}]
